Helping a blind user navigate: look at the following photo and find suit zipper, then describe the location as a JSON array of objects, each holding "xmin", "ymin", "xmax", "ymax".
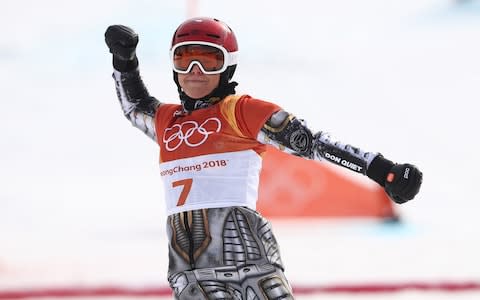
[{"xmin": 183, "ymin": 211, "xmax": 195, "ymax": 269}]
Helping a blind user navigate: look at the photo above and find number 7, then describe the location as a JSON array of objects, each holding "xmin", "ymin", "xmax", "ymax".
[{"xmin": 172, "ymin": 178, "xmax": 193, "ymax": 206}]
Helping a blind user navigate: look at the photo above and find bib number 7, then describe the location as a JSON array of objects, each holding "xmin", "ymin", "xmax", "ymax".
[{"xmin": 172, "ymin": 178, "xmax": 193, "ymax": 206}]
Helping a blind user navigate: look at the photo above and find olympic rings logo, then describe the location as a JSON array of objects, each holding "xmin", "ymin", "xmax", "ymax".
[{"xmin": 162, "ymin": 117, "xmax": 222, "ymax": 151}]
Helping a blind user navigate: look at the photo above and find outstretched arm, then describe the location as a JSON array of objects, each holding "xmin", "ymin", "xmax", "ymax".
[
  {"xmin": 258, "ymin": 110, "xmax": 422, "ymax": 204},
  {"xmin": 105, "ymin": 25, "xmax": 161, "ymax": 142}
]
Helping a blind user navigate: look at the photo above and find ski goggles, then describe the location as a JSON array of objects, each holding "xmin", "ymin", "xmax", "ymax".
[{"xmin": 170, "ymin": 41, "xmax": 238, "ymax": 74}]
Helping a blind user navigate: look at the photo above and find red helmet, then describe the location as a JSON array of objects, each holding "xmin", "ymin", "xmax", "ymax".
[
  {"xmin": 171, "ymin": 17, "xmax": 238, "ymax": 53},
  {"xmin": 171, "ymin": 17, "xmax": 239, "ymax": 105}
]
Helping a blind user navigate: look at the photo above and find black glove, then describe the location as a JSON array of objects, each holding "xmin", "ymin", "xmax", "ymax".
[
  {"xmin": 384, "ymin": 163, "xmax": 422, "ymax": 204},
  {"xmin": 105, "ymin": 25, "xmax": 139, "ymax": 72},
  {"xmin": 367, "ymin": 155, "xmax": 422, "ymax": 204}
]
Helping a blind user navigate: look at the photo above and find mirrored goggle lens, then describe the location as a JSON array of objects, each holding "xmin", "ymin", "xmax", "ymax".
[{"xmin": 173, "ymin": 44, "xmax": 225, "ymax": 73}]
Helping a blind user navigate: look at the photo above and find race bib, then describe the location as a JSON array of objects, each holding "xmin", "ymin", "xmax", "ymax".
[{"xmin": 159, "ymin": 150, "xmax": 262, "ymax": 215}]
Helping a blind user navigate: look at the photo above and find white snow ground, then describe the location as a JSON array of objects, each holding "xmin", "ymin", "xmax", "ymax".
[{"xmin": 1, "ymin": 0, "xmax": 480, "ymax": 299}]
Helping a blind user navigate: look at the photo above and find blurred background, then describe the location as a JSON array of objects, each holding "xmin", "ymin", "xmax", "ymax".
[{"xmin": 1, "ymin": 0, "xmax": 480, "ymax": 299}]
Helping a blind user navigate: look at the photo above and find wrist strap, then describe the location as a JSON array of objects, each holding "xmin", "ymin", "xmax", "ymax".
[
  {"xmin": 113, "ymin": 56, "xmax": 139, "ymax": 72},
  {"xmin": 366, "ymin": 155, "xmax": 395, "ymax": 187}
]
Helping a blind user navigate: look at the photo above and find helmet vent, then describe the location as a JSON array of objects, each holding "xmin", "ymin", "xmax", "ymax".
[
  {"xmin": 177, "ymin": 33, "xmax": 189, "ymax": 38},
  {"xmin": 206, "ymin": 33, "xmax": 220, "ymax": 39}
]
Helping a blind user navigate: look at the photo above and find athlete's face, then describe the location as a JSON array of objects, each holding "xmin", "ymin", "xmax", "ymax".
[{"xmin": 177, "ymin": 65, "xmax": 220, "ymax": 99}]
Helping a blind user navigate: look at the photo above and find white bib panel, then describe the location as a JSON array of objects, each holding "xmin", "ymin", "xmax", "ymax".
[{"xmin": 160, "ymin": 150, "xmax": 262, "ymax": 215}]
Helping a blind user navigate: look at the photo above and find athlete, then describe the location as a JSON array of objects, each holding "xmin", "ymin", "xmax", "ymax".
[{"xmin": 105, "ymin": 17, "xmax": 422, "ymax": 299}]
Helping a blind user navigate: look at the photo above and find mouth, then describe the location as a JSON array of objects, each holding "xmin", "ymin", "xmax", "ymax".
[{"xmin": 185, "ymin": 78, "xmax": 208, "ymax": 84}]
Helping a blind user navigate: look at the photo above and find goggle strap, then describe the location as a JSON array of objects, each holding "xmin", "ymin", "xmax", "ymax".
[{"xmin": 228, "ymin": 51, "xmax": 239, "ymax": 66}]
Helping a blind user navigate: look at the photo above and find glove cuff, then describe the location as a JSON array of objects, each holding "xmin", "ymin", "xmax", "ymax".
[
  {"xmin": 366, "ymin": 154, "xmax": 395, "ymax": 187},
  {"xmin": 113, "ymin": 56, "xmax": 139, "ymax": 72}
]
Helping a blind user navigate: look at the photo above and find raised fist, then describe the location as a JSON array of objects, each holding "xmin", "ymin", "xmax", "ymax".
[
  {"xmin": 105, "ymin": 25, "xmax": 139, "ymax": 60},
  {"xmin": 105, "ymin": 25, "xmax": 139, "ymax": 71},
  {"xmin": 385, "ymin": 163, "xmax": 423, "ymax": 204}
]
